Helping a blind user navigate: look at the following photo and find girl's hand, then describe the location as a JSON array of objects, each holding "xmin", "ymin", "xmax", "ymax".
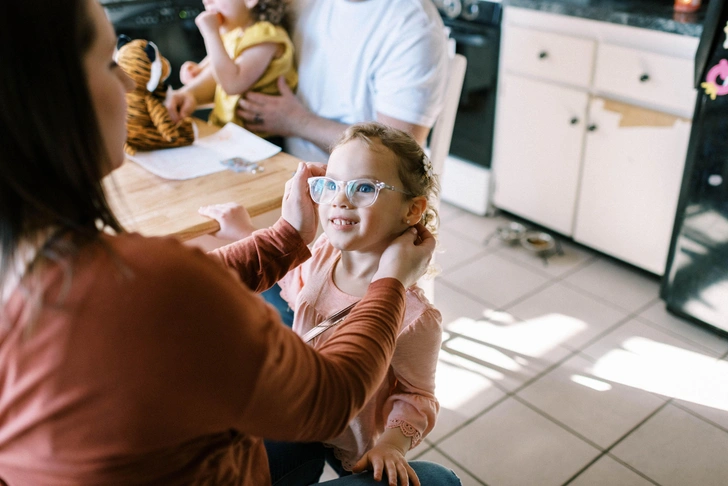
[
  {"xmin": 198, "ymin": 203, "xmax": 257, "ymax": 241},
  {"xmin": 165, "ymin": 89, "xmax": 197, "ymax": 124},
  {"xmin": 180, "ymin": 61, "xmax": 202, "ymax": 85},
  {"xmin": 351, "ymin": 443, "xmax": 420, "ymax": 486},
  {"xmin": 195, "ymin": 10, "xmax": 222, "ymax": 35}
]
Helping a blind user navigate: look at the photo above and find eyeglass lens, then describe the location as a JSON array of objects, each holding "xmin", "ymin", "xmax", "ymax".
[{"xmin": 309, "ymin": 178, "xmax": 379, "ymax": 208}]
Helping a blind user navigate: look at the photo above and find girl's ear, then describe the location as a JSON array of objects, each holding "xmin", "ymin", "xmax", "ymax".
[
  {"xmin": 405, "ymin": 196, "xmax": 428, "ymax": 225},
  {"xmin": 244, "ymin": 0, "xmax": 259, "ymax": 9}
]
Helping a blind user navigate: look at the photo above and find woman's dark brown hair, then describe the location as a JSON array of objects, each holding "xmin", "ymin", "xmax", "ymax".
[{"xmin": 0, "ymin": 0, "xmax": 124, "ymax": 295}]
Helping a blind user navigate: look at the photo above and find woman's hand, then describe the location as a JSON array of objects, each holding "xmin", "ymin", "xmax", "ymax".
[
  {"xmin": 281, "ymin": 162, "xmax": 326, "ymax": 245},
  {"xmin": 198, "ymin": 203, "xmax": 256, "ymax": 241},
  {"xmin": 351, "ymin": 442, "xmax": 420, "ymax": 486},
  {"xmin": 165, "ymin": 89, "xmax": 197, "ymax": 124},
  {"xmin": 372, "ymin": 223, "xmax": 436, "ymax": 288},
  {"xmin": 236, "ymin": 76, "xmax": 312, "ymax": 137}
]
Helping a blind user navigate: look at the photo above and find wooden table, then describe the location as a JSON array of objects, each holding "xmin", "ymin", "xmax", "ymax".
[{"xmin": 104, "ymin": 122, "xmax": 300, "ymax": 241}]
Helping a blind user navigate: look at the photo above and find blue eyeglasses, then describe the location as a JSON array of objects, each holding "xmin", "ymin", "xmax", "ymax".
[{"xmin": 307, "ymin": 177, "xmax": 412, "ymax": 208}]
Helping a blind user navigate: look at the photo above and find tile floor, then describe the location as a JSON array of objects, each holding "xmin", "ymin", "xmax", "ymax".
[{"xmin": 324, "ymin": 201, "xmax": 728, "ymax": 485}]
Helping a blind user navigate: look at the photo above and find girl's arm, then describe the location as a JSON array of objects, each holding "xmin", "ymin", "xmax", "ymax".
[
  {"xmin": 197, "ymin": 12, "xmax": 279, "ymax": 96},
  {"xmin": 351, "ymin": 308, "xmax": 442, "ymax": 485}
]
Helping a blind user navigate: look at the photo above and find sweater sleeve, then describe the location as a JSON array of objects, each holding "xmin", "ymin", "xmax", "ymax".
[
  {"xmin": 138, "ymin": 238, "xmax": 407, "ymax": 445},
  {"xmin": 383, "ymin": 308, "xmax": 443, "ymax": 448},
  {"xmin": 209, "ymin": 218, "xmax": 310, "ymax": 293}
]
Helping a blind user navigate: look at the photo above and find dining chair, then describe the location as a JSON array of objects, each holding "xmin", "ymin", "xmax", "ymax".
[{"xmin": 420, "ymin": 52, "xmax": 467, "ymax": 303}]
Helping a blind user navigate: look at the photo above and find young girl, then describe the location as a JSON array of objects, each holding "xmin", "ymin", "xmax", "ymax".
[
  {"xmin": 166, "ymin": 0, "xmax": 297, "ymax": 136},
  {"xmin": 200, "ymin": 122, "xmax": 443, "ymax": 484}
]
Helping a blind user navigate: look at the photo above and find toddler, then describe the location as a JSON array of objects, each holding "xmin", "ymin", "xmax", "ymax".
[
  {"xmin": 200, "ymin": 122, "xmax": 443, "ymax": 484},
  {"xmin": 166, "ymin": 0, "xmax": 297, "ymax": 135}
]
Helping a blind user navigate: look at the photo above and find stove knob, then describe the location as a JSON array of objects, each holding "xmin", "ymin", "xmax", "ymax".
[
  {"xmin": 441, "ymin": 0, "xmax": 462, "ymax": 19},
  {"xmin": 462, "ymin": 0, "xmax": 480, "ymax": 21}
]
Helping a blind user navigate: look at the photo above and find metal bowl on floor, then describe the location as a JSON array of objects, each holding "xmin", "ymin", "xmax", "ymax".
[
  {"xmin": 520, "ymin": 231, "xmax": 556, "ymax": 253},
  {"xmin": 496, "ymin": 222, "xmax": 527, "ymax": 244}
]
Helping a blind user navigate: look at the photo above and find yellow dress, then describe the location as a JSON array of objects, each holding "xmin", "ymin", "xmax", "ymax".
[{"xmin": 209, "ymin": 21, "xmax": 298, "ymax": 133}]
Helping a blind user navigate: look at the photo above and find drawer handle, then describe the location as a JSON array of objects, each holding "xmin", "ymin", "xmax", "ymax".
[
  {"xmin": 570, "ymin": 117, "xmax": 579, "ymax": 125},
  {"xmin": 587, "ymin": 124, "xmax": 598, "ymax": 132},
  {"xmin": 538, "ymin": 51, "xmax": 548, "ymax": 59},
  {"xmin": 639, "ymin": 73, "xmax": 650, "ymax": 82}
]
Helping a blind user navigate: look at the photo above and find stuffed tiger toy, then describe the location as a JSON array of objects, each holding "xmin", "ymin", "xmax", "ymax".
[{"xmin": 115, "ymin": 35, "xmax": 195, "ymax": 155}]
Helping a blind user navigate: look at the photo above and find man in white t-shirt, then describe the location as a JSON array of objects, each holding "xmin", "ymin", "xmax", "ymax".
[{"xmin": 236, "ymin": 0, "xmax": 449, "ymax": 162}]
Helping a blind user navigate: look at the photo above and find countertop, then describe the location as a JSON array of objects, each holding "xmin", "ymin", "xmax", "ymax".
[{"xmin": 503, "ymin": 0, "xmax": 706, "ymax": 37}]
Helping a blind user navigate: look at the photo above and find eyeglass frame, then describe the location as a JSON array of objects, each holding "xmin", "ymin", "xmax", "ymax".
[{"xmin": 307, "ymin": 176, "xmax": 413, "ymax": 208}]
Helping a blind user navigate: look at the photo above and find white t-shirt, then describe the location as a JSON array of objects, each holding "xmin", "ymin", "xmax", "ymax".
[{"xmin": 285, "ymin": 0, "xmax": 449, "ymax": 162}]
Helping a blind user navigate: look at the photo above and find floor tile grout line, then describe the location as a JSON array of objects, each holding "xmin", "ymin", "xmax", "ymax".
[
  {"xmin": 559, "ymin": 401, "xmax": 672, "ymax": 486},
  {"xmin": 428, "ymin": 444, "xmax": 490, "ymax": 486},
  {"xmin": 634, "ymin": 314, "xmax": 728, "ymax": 358},
  {"xmin": 430, "ymin": 344, "xmax": 584, "ymax": 447},
  {"xmin": 670, "ymin": 400, "xmax": 728, "ymax": 435},
  {"xmin": 510, "ymin": 394, "xmax": 606, "ymax": 452}
]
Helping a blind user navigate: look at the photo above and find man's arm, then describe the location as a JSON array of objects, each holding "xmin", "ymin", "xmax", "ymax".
[{"xmin": 237, "ymin": 77, "xmax": 430, "ymax": 153}]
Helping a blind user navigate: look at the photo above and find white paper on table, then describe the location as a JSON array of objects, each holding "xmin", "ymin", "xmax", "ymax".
[{"xmin": 126, "ymin": 123, "xmax": 281, "ymax": 180}]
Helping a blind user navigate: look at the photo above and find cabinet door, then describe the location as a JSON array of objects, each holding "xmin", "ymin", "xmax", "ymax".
[
  {"xmin": 492, "ymin": 74, "xmax": 588, "ymax": 235},
  {"xmin": 573, "ymin": 98, "xmax": 691, "ymax": 275}
]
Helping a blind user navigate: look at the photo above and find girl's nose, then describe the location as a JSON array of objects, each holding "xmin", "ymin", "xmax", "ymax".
[{"xmin": 331, "ymin": 188, "xmax": 351, "ymax": 208}]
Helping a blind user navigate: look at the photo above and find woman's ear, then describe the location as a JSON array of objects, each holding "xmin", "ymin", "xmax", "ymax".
[{"xmin": 405, "ymin": 196, "xmax": 428, "ymax": 225}]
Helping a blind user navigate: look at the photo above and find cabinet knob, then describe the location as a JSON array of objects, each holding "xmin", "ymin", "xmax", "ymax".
[
  {"xmin": 639, "ymin": 73, "xmax": 650, "ymax": 82},
  {"xmin": 538, "ymin": 51, "xmax": 548, "ymax": 59},
  {"xmin": 570, "ymin": 117, "xmax": 579, "ymax": 125},
  {"xmin": 587, "ymin": 124, "xmax": 598, "ymax": 132}
]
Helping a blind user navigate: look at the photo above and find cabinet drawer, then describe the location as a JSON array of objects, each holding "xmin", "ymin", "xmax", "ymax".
[
  {"xmin": 594, "ymin": 43, "xmax": 696, "ymax": 117},
  {"xmin": 501, "ymin": 25, "xmax": 595, "ymax": 88}
]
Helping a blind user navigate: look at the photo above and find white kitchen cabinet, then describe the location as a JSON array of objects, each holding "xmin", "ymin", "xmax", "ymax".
[
  {"xmin": 491, "ymin": 7, "xmax": 699, "ymax": 275},
  {"xmin": 492, "ymin": 74, "xmax": 588, "ymax": 235},
  {"xmin": 573, "ymin": 98, "xmax": 692, "ymax": 274}
]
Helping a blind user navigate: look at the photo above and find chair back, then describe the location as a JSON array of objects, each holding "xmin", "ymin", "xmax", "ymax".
[{"xmin": 428, "ymin": 53, "xmax": 467, "ymax": 177}]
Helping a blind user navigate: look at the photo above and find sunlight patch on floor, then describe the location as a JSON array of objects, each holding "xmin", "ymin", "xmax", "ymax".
[{"xmin": 592, "ymin": 337, "xmax": 728, "ymax": 411}]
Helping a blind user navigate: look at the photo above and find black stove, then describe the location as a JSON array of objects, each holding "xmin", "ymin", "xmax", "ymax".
[
  {"xmin": 432, "ymin": 0, "xmax": 502, "ymax": 169},
  {"xmin": 433, "ymin": 0, "xmax": 502, "ymax": 26}
]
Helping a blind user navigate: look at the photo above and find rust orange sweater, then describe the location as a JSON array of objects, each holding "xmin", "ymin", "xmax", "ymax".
[{"xmin": 0, "ymin": 219, "xmax": 405, "ymax": 485}]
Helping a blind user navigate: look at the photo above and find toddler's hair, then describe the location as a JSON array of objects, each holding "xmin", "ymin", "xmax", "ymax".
[
  {"xmin": 332, "ymin": 122, "xmax": 440, "ymax": 237},
  {"xmin": 250, "ymin": 0, "xmax": 290, "ymax": 28}
]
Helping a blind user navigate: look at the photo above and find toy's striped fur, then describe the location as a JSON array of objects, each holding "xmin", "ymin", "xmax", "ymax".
[{"xmin": 116, "ymin": 38, "xmax": 195, "ymax": 155}]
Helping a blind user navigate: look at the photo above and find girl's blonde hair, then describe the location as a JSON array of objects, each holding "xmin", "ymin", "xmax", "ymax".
[
  {"xmin": 332, "ymin": 122, "xmax": 440, "ymax": 237},
  {"xmin": 250, "ymin": 0, "xmax": 290, "ymax": 28}
]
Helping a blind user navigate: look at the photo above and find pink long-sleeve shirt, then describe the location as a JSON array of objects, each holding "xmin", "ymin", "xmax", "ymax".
[
  {"xmin": 279, "ymin": 234, "xmax": 442, "ymax": 470},
  {"xmin": 0, "ymin": 219, "xmax": 406, "ymax": 485}
]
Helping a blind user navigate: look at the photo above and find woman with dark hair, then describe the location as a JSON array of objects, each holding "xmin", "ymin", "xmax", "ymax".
[{"xmin": 0, "ymin": 0, "xmax": 457, "ymax": 484}]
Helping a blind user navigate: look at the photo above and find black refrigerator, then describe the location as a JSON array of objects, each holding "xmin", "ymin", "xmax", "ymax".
[{"xmin": 661, "ymin": 0, "xmax": 728, "ymax": 335}]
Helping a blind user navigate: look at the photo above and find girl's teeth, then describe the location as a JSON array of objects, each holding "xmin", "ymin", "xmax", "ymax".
[{"xmin": 333, "ymin": 219, "xmax": 356, "ymax": 225}]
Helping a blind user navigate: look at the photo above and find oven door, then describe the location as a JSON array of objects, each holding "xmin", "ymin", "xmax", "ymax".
[{"xmin": 445, "ymin": 19, "xmax": 500, "ymax": 168}]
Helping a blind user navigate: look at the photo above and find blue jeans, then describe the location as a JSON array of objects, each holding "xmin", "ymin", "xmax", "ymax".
[
  {"xmin": 262, "ymin": 283, "xmax": 294, "ymax": 327},
  {"xmin": 266, "ymin": 440, "xmax": 462, "ymax": 486}
]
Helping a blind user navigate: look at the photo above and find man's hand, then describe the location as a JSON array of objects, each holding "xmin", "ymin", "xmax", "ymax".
[{"xmin": 237, "ymin": 76, "xmax": 311, "ymax": 137}]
